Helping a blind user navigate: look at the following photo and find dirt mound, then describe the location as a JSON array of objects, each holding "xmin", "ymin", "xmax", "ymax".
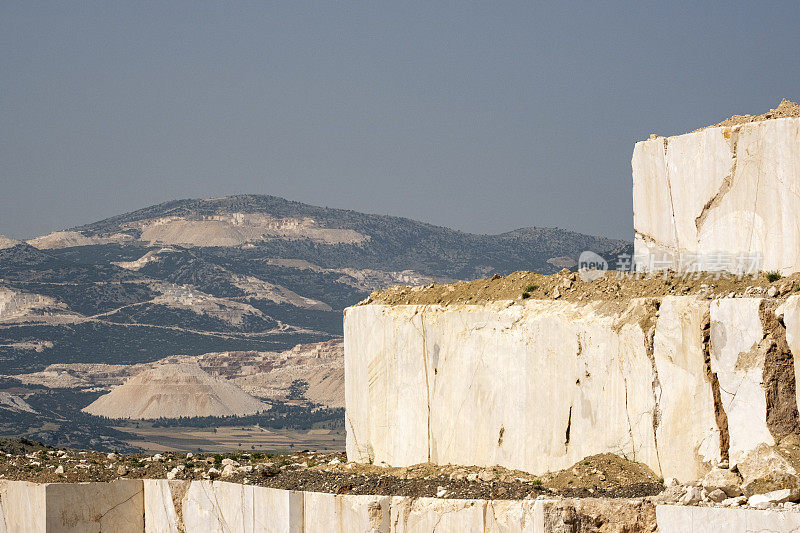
[
  {"xmin": 82, "ymin": 363, "xmax": 267, "ymax": 419},
  {"xmin": 695, "ymin": 98, "xmax": 800, "ymax": 132},
  {"xmin": 365, "ymin": 269, "xmax": 800, "ymax": 307},
  {"xmin": 542, "ymin": 453, "xmax": 660, "ymax": 490}
]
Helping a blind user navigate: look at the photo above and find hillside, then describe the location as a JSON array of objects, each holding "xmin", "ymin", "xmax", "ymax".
[
  {"xmin": 45, "ymin": 194, "xmax": 625, "ymax": 278},
  {"xmin": 0, "ymin": 194, "xmax": 626, "ymax": 450}
]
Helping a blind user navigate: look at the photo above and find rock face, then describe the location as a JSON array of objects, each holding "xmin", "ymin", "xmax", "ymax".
[
  {"xmin": 132, "ymin": 480, "xmax": 663, "ymax": 532},
  {"xmin": 656, "ymin": 504, "xmax": 800, "ymax": 533},
  {"xmin": 632, "ymin": 116, "xmax": 800, "ymax": 274},
  {"xmin": 7, "ymin": 478, "xmax": 800, "ymax": 532},
  {"xmin": 82, "ymin": 363, "xmax": 266, "ymax": 419},
  {"xmin": 344, "ymin": 296, "xmax": 800, "ymax": 481},
  {"xmin": 0, "ymin": 479, "xmax": 143, "ymax": 532},
  {"xmin": 737, "ymin": 442, "xmax": 800, "ymax": 497}
]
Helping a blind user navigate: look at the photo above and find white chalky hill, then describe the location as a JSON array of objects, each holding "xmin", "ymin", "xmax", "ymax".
[{"xmin": 83, "ymin": 363, "xmax": 266, "ymax": 419}]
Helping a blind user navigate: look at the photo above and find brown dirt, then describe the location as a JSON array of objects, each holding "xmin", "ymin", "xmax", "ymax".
[
  {"xmin": 0, "ymin": 442, "xmax": 662, "ymax": 500},
  {"xmin": 542, "ymin": 498, "xmax": 657, "ymax": 533},
  {"xmin": 541, "ymin": 453, "xmax": 661, "ymax": 491},
  {"xmin": 759, "ymin": 301, "xmax": 800, "ymax": 440},
  {"xmin": 694, "ymin": 99, "xmax": 800, "ymax": 132},
  {"xmin": 364, "ymin": 269, "xmax": 800, "ymax": 307}
]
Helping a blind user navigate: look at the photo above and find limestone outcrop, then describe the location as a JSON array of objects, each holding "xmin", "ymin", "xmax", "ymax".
[
  {"xmin": 345, "ymin": 295, "xmax": 800, "ymax": 481},
  {"xmin": 632, "ymin": 115, "xmax": 800, "ymax": 274}
]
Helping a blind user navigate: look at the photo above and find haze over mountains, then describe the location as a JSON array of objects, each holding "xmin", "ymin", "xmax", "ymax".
[{"xmin": 0, "ymin": 194, "xmax": 626, "ymax": 450}]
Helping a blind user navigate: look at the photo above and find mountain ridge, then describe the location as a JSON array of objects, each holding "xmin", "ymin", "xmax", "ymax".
[{"xmin": 26, "ymin": 194, "xmax": 625, "ymax": 280}]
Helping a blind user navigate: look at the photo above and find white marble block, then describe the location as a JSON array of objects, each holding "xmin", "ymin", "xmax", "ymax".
[
  {"xmin": 345, "ymin": 296, "xmax": 800, "ymax": 481},
  {"xmin": 633, "ymin": 118, "xmax": 800, "ymax": 274}
]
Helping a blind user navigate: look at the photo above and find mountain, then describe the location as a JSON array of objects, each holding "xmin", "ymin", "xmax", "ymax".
[{"xmin": 0, "ymin": 194, "xmax": 627, "ymax": 450}]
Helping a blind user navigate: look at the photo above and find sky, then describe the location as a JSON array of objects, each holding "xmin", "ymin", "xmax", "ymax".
[{"xmin": 2, "ymin": 2, "xmax": 799, "ymax": 241}]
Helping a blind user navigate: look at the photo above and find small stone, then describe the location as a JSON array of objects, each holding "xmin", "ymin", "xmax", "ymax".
[
  {"xmin": 702, "ymin": 467, "xmax": 743, "ymax": 497},
  {"xmin": 748, "ymin": 488, "xmax": 800, "ymax": 507},
  {"xmin": 207, "ymin": 467, "xmax": 221, "ymax": 479},
  {"xmin": 167, "ymin": 468, "xmax": 178, "ymax": 480},
  {"xmin": 436, "ymin": 487, "xmax": 447, "ymax": 497},
  {"xmin": 664, "ymin": 477, "xmax": 680, "ymax": 488},
  {"xmin": 221, "ymin": 458, "xmax": 239, "ymax": 467},
  {"xmin": 478, "ymin": 469, "xmax": 496, "ymax": 482},
  {"xmin": 328, "ymin": 458, "xmax": 341, "ymax": 465},
  {"xmin": 221, "ymin": 464, "xmax": 237, "ymax": 478},
  {"xmin": 466, "ymin": 473, "xmax": 479, "ymax": 482},
  {"xmin": 707, "ymin": 489, "xmax": 727, "ymax": 503},
  {"xmin": 186, "ymin": 452, "xmax": 193, "ymax": 459},
  {"xmin": 768, "ymin": 286, "xmax": 779, "ymax": 297},
  {"xmin": 54, "ymin": 465, "xmax": 64, "ymax": 475},
  {"xmin": 679, "ymin": 486, "xmax": 702, "ymax": 505},
  {"xmin": 152, "ymin": 454, "xmax": 163, "ymax": 461},
  {"xmin": 651, "ymin": 485, "xmax": 683, "ymax": 504},
  {"xmin": 117, "ymin": 465, "xmax": 129, "ymax": 476},
  {"xmin": 721, "ymin": 496, "xmax": 746, "ymax": 507},
  {"xmin": 107, "ymin": 453, "xmax": 116, "ymax": 460}
]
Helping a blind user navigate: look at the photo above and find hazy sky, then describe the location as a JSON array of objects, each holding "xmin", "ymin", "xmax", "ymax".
[{"xmin": 2, "ymin": 2, "xmax": 799, "ymax": 240}]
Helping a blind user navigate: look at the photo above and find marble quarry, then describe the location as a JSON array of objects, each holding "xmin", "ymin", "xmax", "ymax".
[
  {"xmin": 633, "ymin": 117, "xmax": 800, "ymax": 274},
  {"xmin": 344, "ymin": 296, "xmax": 800, "ymax": 481},
  {"xmin": 3, "ymin": 479, "xmax": 800, "ymax": 532}
]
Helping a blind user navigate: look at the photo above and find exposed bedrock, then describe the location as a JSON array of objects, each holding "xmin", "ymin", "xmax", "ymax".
[
  {"xmin": 632, "ymin": 117, "xmax": 800, "ymax": 274},
  {"xmin": 6, "ymin": 479, "xmax": 800, "ymax": 532},
  {"xmin": 345, "ymin": 296, "xmax": 800, "ymax": 482}
]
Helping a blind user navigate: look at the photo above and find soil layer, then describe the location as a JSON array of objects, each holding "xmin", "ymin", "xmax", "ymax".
[
  {"xmin": 364, "ymin": 269, "xmax": 800, "ymax": 307},
  {"xmin": 0, "ymin": 440, "xmax": 662, "ymax": 500}
]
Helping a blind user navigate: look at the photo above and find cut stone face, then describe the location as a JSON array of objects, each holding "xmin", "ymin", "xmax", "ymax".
[
  {"xmin": 345, "ymin": 296, "xmax": 800, "ymax": 481},
  {"xmin": 709, "ymin": 298, "xmax": 774, "ymax": 463},
  {"xmin": 44, "ymin": 480, "xmax": 144, "ymax": 533},
  {"xmin": 656, "ymin": 504, "xmax": 800, "ymax": 533},
  {"xmin": 633, "ymin": 118, "xmax": 800, "ymax": 274}
]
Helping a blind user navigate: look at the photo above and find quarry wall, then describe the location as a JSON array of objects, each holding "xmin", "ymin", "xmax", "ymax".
[
  {"xmin": 344, "ymin": 296, "xmax": 800, "ymax": 482},
  {"xmin": 3, "ymin": 479, "xmax": 800, "ymax": 532},
  {"xmin": 632, "ymin": 117, "xmax": 800, "ymax": 274}
]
